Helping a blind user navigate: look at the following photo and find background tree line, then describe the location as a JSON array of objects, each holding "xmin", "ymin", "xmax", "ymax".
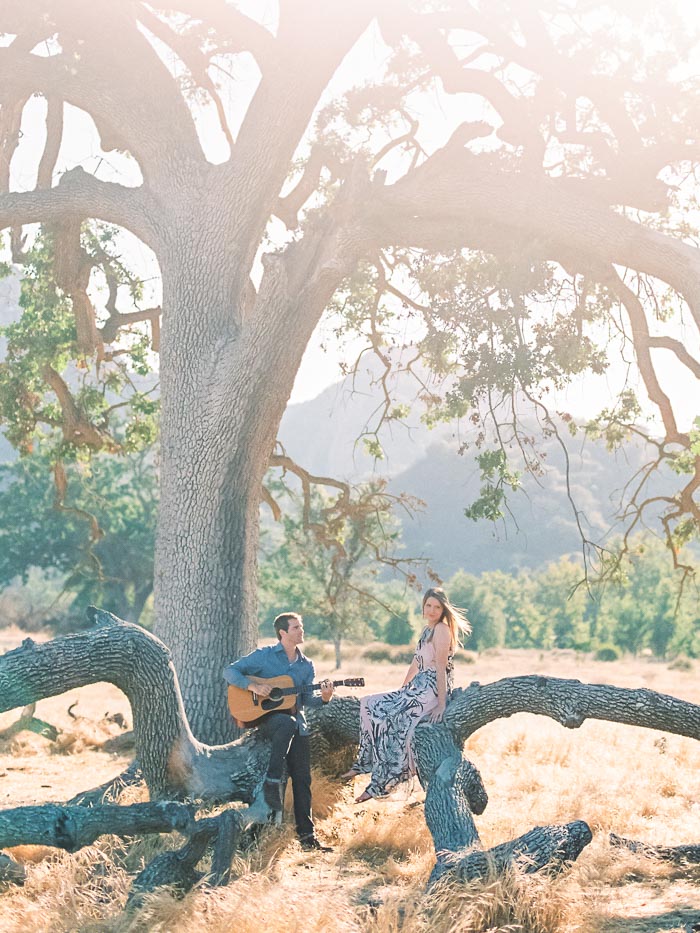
[{"xmin": 261, "ymin": 533, "xmax": 700, "ymax": 663}]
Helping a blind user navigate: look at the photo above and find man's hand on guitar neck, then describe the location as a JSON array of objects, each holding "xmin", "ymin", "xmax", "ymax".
[{"xmin": 320, "ymin": 679, "xmax": 334, "ymax": 703}]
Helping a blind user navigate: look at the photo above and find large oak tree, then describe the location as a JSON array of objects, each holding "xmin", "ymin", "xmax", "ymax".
[{"xmin": 0, "ymin": 0, "xmax": 698, "ymax": 742}]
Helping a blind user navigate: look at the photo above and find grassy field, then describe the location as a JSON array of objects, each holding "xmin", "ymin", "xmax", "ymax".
[{"xmin": 1, "ymin": 629, "xmax": 700, "ymax": 932}]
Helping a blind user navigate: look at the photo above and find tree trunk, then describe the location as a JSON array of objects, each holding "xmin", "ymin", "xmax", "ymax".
[
  {"xmin": 151, "ymin": 214, "xmax": 358, "ymax": 742},
  {"xmin": 334, "ymin": 634, "xmax": 342, "ymax": 670},
  {"xmin": 130, "ymin": 581, "xmax": 152, "ymax": 626},
  {"xmin": 152, "ymin": 244, "xmax": 272, "ymax": 744}
]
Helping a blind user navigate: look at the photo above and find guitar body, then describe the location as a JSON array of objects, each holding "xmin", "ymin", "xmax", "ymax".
[
  {"xmin": 228, "ymin": 675, "xmax": 298, "ymax": 725},
  {"xmin": 227, "ymin": 675, "xmax": 365, "ymax": 727}
]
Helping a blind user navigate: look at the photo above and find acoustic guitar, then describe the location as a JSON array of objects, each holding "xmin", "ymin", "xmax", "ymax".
[{"xmin": 227, "ymin": 675, "xmax": 365, "ymax": 726}]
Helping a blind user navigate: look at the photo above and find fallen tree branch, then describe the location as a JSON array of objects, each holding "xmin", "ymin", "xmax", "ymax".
[
  {"xmin": 610, "ymin": 832, "xmax": 700, "ymax": 865},
  {"xmin": 0, "ymin": 801, "xmax": 192, "ymax": 852},
  {"xmin": 430, "ymin": 821, "xmax": 593, "ymax": 886},
  {"xmin": 129, "ymin": 809, "xmax": 242, "ymax": 903}
]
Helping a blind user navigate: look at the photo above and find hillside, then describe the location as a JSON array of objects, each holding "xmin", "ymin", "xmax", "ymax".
[{"xmin": 278, "ymin": 369, "xmax": 675, "ymax": 576}]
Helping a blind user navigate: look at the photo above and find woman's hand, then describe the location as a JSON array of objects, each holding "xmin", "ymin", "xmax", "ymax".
[{"xmin": 428, "ymin": 703, "xmax": 446, "ymax": 723}]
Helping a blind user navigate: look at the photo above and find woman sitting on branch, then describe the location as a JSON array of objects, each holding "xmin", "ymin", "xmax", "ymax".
[{"xmin": 343, "ymin": 587, "xmax": 470, "ymax": 803}]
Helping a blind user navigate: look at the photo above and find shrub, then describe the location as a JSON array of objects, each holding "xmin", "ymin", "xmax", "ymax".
[
  {"xmin": 594, "ymin": 644, "xmax": 620, "ymax": 662},
  {"xmin": 361, "ymin": 645, "xmax": 393, "ymax": 663},
  {"xmin": 0, "ymin": 570, "xmax": 73, "ymax": 633},
  {"xmin": 668, "ymin": 656, "xmax": 693, "ymax": 672},
  {"xmin": 453, "ymin": 649, "xmax": 476, "ymax": 664},
  {"xmin": 302, "ymin": 639, "xmax": 335, "ymax": 662},
  {"xmin": 391, "ymin": 648, "xmax": 415, "ymax": 665}
]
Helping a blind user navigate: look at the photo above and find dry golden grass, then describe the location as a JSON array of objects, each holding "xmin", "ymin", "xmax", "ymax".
[{"xmin": 1, "ymin": 640, "xmax": 700, "ymax": 931}]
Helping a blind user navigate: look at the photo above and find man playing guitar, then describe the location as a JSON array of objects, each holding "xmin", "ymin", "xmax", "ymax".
[{"xmin": 223, "ymin": 611, "xmax": 334, "ymax": 852}]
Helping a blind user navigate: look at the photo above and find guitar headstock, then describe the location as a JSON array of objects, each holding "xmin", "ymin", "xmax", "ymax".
[{"xmin": 341, "ymin": 678, "xmax": 365, "ymax": 687}]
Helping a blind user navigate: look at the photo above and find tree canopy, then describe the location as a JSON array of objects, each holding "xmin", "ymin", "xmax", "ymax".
[{"xmin": 0, "ymin": 0, "xmax": 698, "ymax": 739}]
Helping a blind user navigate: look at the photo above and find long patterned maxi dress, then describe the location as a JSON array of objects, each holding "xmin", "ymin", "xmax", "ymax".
[{"xmin": 352, "ymin": 626, "xmax": 454, "ymax": 798}]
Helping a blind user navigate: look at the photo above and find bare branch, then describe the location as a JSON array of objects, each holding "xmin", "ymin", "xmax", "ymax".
[
  {"xmin": 601, "ymin": 268, "xmax": 686, "ymax": 446},
  {"xmin": 36, "ymin": 97, "xmax": 64, "ymax": 190},
  {"xmin": 42, "ymin": 365, "xmax": 112, "ymax": 452},
  {"xmin": 260, "ymin": 484, "xmax": 282, "ymax": 522},
  {"xmin": 273, "ymin": 146, "xmax": 328, "ymax": 229},
  {"xmin": 647, "ymin": 336, "xmax": 700, "ymax": 379}
]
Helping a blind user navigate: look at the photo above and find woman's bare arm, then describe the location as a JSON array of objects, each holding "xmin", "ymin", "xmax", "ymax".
[{"xmin": 429, "ymin": 623, "xmax": 451, "ymax": 723}]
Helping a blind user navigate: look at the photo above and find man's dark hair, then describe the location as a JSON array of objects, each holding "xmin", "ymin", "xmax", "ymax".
[{"xmin": 274, "ymin": 612, "xmax": 302, "ymax": 640}]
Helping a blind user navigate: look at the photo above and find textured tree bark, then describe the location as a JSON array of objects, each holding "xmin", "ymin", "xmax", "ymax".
[
  {"xmin": 129, "ymin": 809, "xmax": 242, "ymax": 904},
  {"xmin": 0, "ymin": 801, "xmax": 192, "ymax": 851},
  {"xmin": 609, "ymin": 832, "xmax": 700, "ymax": 864},
  {"xmin": 152, "ymin": 219, "xmax": 360, "ymax": 743},
  {"xmin": 0, "ymin": 851, "xmax": 25, "ymax": 886},
  {"xmin": 1, "ymin": 0, "xmax": 699, "ymax": 750},
  {"xmin": 428, "ymin": 821, "xmax": 594, "ymax": 886}
]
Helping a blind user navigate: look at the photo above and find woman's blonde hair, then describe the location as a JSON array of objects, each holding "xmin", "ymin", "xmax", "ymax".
[{"xmin": 422, "ymin": 587, "xmax": 471, "ymax": 651}]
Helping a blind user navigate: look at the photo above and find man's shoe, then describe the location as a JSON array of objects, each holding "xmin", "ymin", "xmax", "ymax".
[
  {"xmin": 263, "ymin": 778, "xmax": 283, "ymax": 812},
  {"xmin": 299, "ymin": 835, "xmax": 333, "ymax": 853}
]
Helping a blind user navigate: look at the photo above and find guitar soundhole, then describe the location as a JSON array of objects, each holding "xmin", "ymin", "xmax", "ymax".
[{"xmin": 261, "ymin": 695, "xmax": 284, "ymax": 711}]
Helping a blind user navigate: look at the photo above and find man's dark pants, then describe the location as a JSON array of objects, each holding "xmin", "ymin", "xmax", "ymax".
[{"xmin": 258, "ymin": 711, "xmax": 313, "ymax": 840}]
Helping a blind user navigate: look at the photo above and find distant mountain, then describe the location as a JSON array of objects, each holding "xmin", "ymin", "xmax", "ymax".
[
  {"xmin": 279, "ymin": 362, "xmax": 455, "ymax": 479},
  {"xmin": 279, "ymin": 368, "xmax": 677, "ymax": 577}
]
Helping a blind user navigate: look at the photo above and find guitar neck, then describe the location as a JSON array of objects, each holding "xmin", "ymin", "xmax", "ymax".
[{"xmin": 277, "ymin": 679, "xmax": 350, "ymax": 698}]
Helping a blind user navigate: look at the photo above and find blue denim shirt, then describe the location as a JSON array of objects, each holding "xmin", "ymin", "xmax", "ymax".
[{"xmin": 223, "ymin": 642, "xmax": 322, "ymax": 736}]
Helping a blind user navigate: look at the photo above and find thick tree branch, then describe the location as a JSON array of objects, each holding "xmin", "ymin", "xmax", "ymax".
[
  {"xmin": 610, "ymin": 832, "xmax": 700, "ymax": 865},
  {"xmin": 0, "ymin": 168, "xmax": 158, "ymax": 249},
  {"xmin": 0, "ymin": 94, "xmax": 29, "ymax": 192},
  {"xmin": 367, "ymin": 150, "xmax": 700, "ymax": 329},
  {"xmin": 221, "ymin": 2, "xmax": 374, "ymax": 281},
  {"xmin": 445, "ymin": 676, "xmax": 700, "ymax": 748},
  {"xmin": 0, "ymin": 7, "xmax": 203, "ymax": 174},
  {"xmin": 0, "ymin": 801, "xmax": 192, "ymax": 852},
  {"xmin": 136, "ymin": 4, "xmax": 234, "ymax": 151},
  {"xmin": 148, "ymin": 0, "xmax": 276, "ymax": 72}
]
